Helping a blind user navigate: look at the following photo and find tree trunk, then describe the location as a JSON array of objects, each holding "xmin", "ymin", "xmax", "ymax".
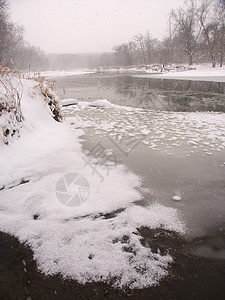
[
  {"xmin": 188, "ymin": 54, "xmax": 193, "ymax": 65},
  {"xmin": 219, "ymin": 29, "xmax": 224, "ymax": 67},
  {"xmin": 220, "ymin": 51, "xmax": 223, "ymax": 67},
  {"xmin": 211, "ymin": 55, "xmax": 216, "ymax": 67}
]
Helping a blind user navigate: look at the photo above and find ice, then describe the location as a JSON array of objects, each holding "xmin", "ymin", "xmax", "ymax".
[
  {"xmin": 187, "ymin": 140, "xmax": 198, "ymax": 146},
  {"xmin": 61, "ymin": 99, "xmax": 78, "ymax": 106},
  {"xmin": 172, "ymin": 196, "xmax": 182, "ymax": 201},
  {"xmin": 89, "ymin": 99, "xmax": 114, "ymax": 108},
  {"xmin": 169, "ymin": 137, "xmax": 177, "ymax": 141},
  {"xmin": 66, "ymin": 100, "xmax": 225, "ymax": 157},
  {"xmin": 140, "ymin": 129, "xmax": 150, "ymax": 135}
]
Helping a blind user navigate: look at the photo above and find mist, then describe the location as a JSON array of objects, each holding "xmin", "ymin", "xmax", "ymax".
[{"xmin": 9, "ymin": 0, "xmax": 182, "ymax": 54}]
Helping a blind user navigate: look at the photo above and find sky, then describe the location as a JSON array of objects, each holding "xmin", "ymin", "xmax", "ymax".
[{"xmin": 9, "ymin": 0, "xmax": 183, "ymax": 54}]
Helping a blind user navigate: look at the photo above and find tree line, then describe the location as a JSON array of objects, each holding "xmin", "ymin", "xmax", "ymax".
[
  {"xmin": 113, "ymin": 0, "xmax": 225, "ymax": 68},
  {"xmin": 50, "ymin": 0, "xmax": 225, "ymax": 70},
  {"xmin": 1, "ymin": 0, "xmax": 224, "ymax": 71},
  {"xmin": 0, "ymin": 0, "xmax": 47, "ymax": 71}
]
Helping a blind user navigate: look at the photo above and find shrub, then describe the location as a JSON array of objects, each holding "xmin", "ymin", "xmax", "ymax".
[
  {"xmin": 0, "ymin": 67, "xmax": 63, "ymax": 145},
  {"xmin": 32, "ymin": 75, "xmax": 63, "ymax": 122},
  {"xmin": 0, "ymin": 65, "xmax": 23, "ymax": 144}
]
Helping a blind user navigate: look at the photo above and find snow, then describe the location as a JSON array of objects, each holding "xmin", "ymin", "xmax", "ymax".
[
  {"xmin": 63, "ymin": 99, "xmax": 136, "ymax": 111},
  {"xmin": 0, "ymin": 200, "xmax": 185, "ymax": 289},
  {"xmin": 133, "ymin": 65, "xmax": 225, "ymax": 82},
  {"xmin": 27, "ymin": 70, "xmax": 96, "ymax": 78},
  {"xmin": 89, "ymin": 99, "xmax": 114, "ymax": 108},
  {"xmin": 25, "ymin": 65, "xmax": 225, "ymax": 82},
  {"xmin": 0, "ymin": 78, "xmax": 186, "ymax": 289}
]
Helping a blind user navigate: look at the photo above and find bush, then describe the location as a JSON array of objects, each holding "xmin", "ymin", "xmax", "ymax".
[
  {"xmin": 32, "ymin": 75, "xmax": 63, "ymax": 122},
  {"xmin": 0, "ymin": 64, "xmax": 23, "ymax": 144},
  {"xmin": 0, "ymin": 67, "xmax": 63, "ymax": 145}
]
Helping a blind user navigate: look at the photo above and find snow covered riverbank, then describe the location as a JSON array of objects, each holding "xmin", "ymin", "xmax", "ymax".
[
  {"xmin": 0, "ymin": 77, "xmax": 186, "ymax": 289},
  {"xmin": 37, "ymin": 65, "xmax": 225, "ymax": 83},
  {"xmin": 134, "ymin": 65, "xmax": 225, "ymax": 82}
]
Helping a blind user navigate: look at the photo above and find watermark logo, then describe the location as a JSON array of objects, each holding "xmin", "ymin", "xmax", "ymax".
[
  {"xmin": 83, "ymin": 141, "xmax": 120, "ymax": 182},
  {"xmin": 108, "ymin": 133, "xmax": 145, "ymax": 157},
  {"xmin": 55, "ymin": 173, "xmax": 90, "ymax": 207}
]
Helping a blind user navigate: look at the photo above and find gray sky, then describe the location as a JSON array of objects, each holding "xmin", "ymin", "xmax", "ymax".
[{"xmin": 10, "ymin": 0, "xmax": 182, "ymax": 54}]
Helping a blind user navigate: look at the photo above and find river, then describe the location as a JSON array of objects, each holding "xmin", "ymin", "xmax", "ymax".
[{"xmin": 51, "ymin": 73, "xmax": 225, "ymax": 259}]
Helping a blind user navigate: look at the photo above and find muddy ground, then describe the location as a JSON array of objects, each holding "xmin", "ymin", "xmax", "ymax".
[{"xmin": 1, "ymin": 229, "xmax": 225, "ymax": 300}]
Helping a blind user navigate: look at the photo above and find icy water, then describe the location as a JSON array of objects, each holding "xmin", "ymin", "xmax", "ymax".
[
  {"xmin": 53, "ymin": 74, "xmax": 225, "ymax": 112},
  {"xmin": 52, "ymin": 74, "xmax": 225, "ymax": 259}
]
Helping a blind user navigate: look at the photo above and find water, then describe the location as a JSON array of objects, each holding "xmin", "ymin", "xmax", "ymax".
[
  {"xmin": 64, "ymin": 106, "xmax": 225, "ymax": 237},
  {"xmin": 51, "ymin": 74, "xmax": 225, "ymax": 112},
  {"xmin": 52, "ymin": 73, "xmax": 225, "ymax": 258}
]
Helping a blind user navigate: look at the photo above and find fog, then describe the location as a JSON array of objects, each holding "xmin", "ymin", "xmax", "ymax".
[{"xmin": 9, "ymin": 0, "xmax": 181, "ymax": 54}]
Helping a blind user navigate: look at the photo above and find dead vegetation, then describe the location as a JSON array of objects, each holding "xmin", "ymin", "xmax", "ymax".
[
  {"xmin": 0, "ymin": 64, "xmax": 62, "ymax": 145},
  {"xmin": 32, "ymin": 75, "xmax": 63, "ymax": 122},
  {"xmin": 0, "ymin": 64, "xmax": 23, "ymax": 144}
]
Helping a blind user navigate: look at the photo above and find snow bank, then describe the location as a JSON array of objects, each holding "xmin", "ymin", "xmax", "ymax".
[
  {"xmin": 0, "ymin": 80, "xmax": 186, "ymax": 289},
  {"xmin": 27, "ymin": 70, "xmax": 96, "ymax": 78},
  {"xmin": 134, "ymin": 65, "xmax": 225, "ymax": 82},
  {"xmin": 64, "ymin": 99, "xmax": 136, "ymax": 111}
]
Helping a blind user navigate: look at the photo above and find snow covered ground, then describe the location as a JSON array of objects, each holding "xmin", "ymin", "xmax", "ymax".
[
  {"xmin": 26, "ymin": 69, "xmax": 96, "ymax": 78},
  {"xmin": 26, "ymin": 65, "xmax": 225, "ymax": 83},
  {"xmin": 0, "ymin": 78, "xmax": 186, "ymax": 289},
  {"xmin": 134, "ymin": 65, "xmax": 225, "ymax": 83}
]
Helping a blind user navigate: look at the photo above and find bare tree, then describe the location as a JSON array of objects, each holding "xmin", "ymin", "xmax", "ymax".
[
  {"xmin": 171, "ymin": 0, "xmax": 201, "ymax": 65},
  {"xmin": 134, "ymin": 34, "xmax": 147, "ymax": 64},
  {"xmin": 0, "ymin": 0, "xmax": 10, "ymax": 64},
  {"xmin": 111, "ymin": 0, "xmax": 224, "ymax": 68},
  {"xmin": 160, "ymin": 13, "xmax": 177, "ymax": 65},
  {"xmin": 196, "ymin": 0, "xmax": 219, "ymax": 67},
  {"xmin": 144, "ymin": 32, "xmax": 158, "ymax": 64},
  {"xmin": 216, "ymin": 0, "xmax": 225, "ymax": 66},
  {"xmin": 113, "ymin": 43, "xmax": 134, "ymax": 66}
]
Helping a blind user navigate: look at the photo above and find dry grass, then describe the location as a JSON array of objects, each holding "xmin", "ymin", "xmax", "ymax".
[
  {"xmin": 32, "ymin": 74, "xmax": 63, "ymax": 122},
  {"xmin": 0, "ymin": 64, "xmax": 23, "ymax": 144},
  {"xmin": 0, "ymin": 64, "xmax": 62, "ymax": 145}
]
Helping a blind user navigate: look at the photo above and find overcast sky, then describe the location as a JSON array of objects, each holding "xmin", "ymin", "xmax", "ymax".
[{"xmin": 10, "ymin": 0, "xmax": 183, "ymax": 54}]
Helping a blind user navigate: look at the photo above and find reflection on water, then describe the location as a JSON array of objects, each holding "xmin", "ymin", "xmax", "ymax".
[
  {"xmin": 187, "ymin": 234, "xmax": 225, "ymax": 259},
  {"xmin": 63, "ymin": 102, "xmax": 225, "ymax": 238},
  {"xmin": 57, "ymin": 73, "xmax": 225, "ymax": 242},
  {"xmin": 51, "ymin": 74, "xmax": 225, "ymax": 112}
]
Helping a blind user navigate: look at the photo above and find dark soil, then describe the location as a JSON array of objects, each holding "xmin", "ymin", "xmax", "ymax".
[{"xmin": 1, "ymin": 230, "xmax": 225, "ymax": 300}]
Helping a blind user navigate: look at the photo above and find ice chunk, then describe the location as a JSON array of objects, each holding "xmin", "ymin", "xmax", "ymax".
[
  {"xmin": 61, "ymin": 99, "xmax": 78, "ymax": 106},
  {"xmin": 172, "ymin": 195, "xmax": 182, "ymax": 201},
  {"xmin": 89, "ymin": 99, "xmax": 114, "ymax": 108}
]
